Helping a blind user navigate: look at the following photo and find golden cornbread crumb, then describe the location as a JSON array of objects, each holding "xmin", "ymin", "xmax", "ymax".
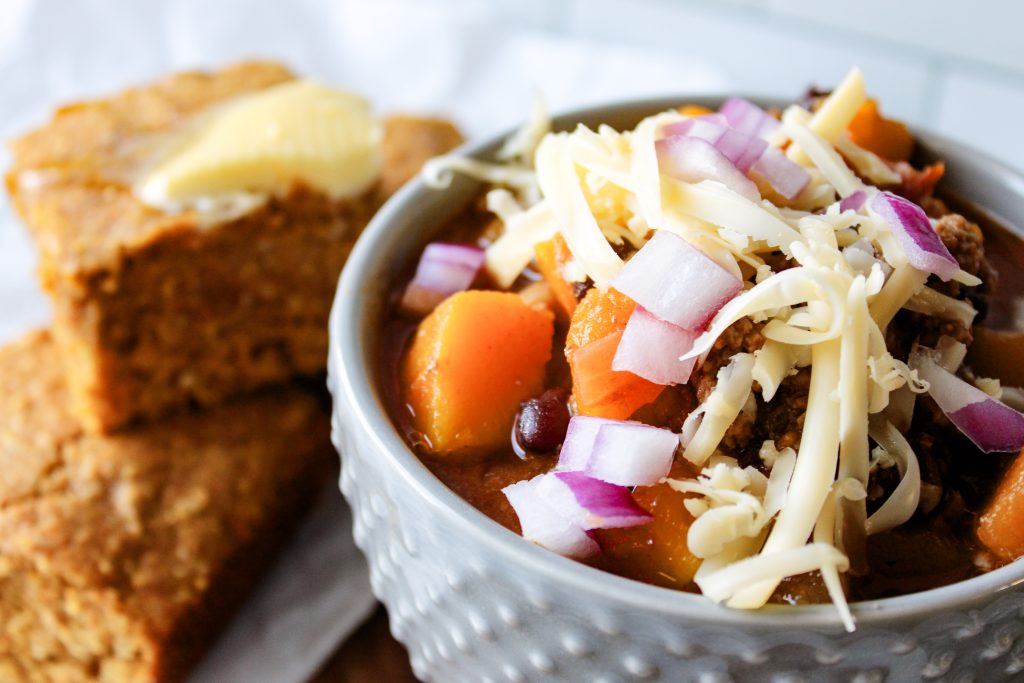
[
  {"xmin": 376, "ymin": 114, "xmax": 466, "ymax": 199},
  {"xmin": 0, "ymin": 330, "xmax": 334, "ymax": 682},
  {"xmin": 6, "ymin": 62, "xmax": 463, "ymax": 432}
]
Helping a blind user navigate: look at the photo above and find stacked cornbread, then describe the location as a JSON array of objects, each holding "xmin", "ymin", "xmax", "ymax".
[{"xmin": 0, "ymin": 62, "xmax": 461, "ymax": 681}]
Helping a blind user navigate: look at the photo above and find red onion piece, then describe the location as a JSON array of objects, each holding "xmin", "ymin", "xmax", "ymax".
[
  {"xmin": 400, "ymin": 242, "xmax": 485, "ymax": 315},
  {"xmin": 656, "ymin": 135, "xmax": 760, "ymax": 201},
  {"xmin": 911, "ymin": 347, "xmax": 1024, "ymax": 453},
  {"xmin": 663, "ymin": 113, "xmax": 730, "ymax": 138},
  {"xmin": 749, "ymin": 146, "xmax": 811, "ymax": 200},
  {"xmin": 611, "ymin": 230, "xmax": 743, "ymax": 331},
  {"xmin": 839, "ymin": 190, "xmax": 867, "ymax": 212},
  {"xmin": 661, "ymin": 111, "xmax": 805, "ymax": 199},
  {"xmin": 662, "ymin": 118, "xmax": 768, "ymax": 173},
  {"xmin": 720, "ymin": 97, "xmax": 780, "ymax": 139},
  {"xmin": 540, "ymin": 471, "xmax": 652, "ymax": 529},
  {"xmin": 589, "ymin": 421, "xmax": 678, "ymax": 485},
  {"xmin": 870, "ymin": 191, "xmax": 959, "ymax": 281},
  {"xmin": 714, "ymin": 128, "xmax": 769, "ymax": 173},
  {"xmin": 686, "ymin": 123, "xmax": 769, "ymax": 174},
  {"xmin": 557, "ymin": 415, "xmax": 677, "ymax": 486},
  {"xmin": 502, "ymin": 476, "xmax": 600, "ymax": 558},
  {"xmin": 557, "ymin": 415, "xmax": 610, "ymax": 472},
  {"xmin": 612, "ymin": 306, "xmax": 698, "ymax": 385}
]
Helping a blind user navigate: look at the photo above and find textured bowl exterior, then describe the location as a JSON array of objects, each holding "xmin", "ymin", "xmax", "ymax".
[{"xmin": 328, "ymin": 98, "xmax": 1024, "ymax": 682}]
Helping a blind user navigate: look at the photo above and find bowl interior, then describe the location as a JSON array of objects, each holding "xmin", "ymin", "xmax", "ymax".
[{"xmin": 332, "ymin": 96, "xmax": 1024, "ymax": 629}]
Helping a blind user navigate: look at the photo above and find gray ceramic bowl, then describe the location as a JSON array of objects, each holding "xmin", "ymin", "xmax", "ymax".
[{"xmin": 328, "ymin": 98, "xmax": 1024, "ymax": 683}]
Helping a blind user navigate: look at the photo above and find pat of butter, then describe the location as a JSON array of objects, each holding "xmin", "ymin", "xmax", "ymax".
[{"xmin": 137, "ymin": 80, "xmax": 381, "ymax": 209}]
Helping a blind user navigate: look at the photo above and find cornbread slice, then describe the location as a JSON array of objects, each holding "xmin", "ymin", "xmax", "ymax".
[
  {"xmin": 6, "ymin": 61, "xmax": 462, "ymax": 432},
  {"xmin": 0, "ymin": 330, "xmax": 334, "ymax": 682}
]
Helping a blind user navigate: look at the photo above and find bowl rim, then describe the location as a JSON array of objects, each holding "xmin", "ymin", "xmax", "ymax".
[{"xmin": 331, "ymin": 95, "xmax": 1024, "ymax": 630}]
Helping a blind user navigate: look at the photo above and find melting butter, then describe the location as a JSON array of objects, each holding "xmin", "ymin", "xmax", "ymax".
[{"xmin": 136, "ymin": 80, "xmax": 381, "ymax": 211}]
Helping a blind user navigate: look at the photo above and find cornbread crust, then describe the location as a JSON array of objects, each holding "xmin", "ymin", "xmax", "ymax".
[
  {"xmin": 6, "ymin": 62, "xmax": 463, "ymax": 432},
  {"xmin": 0, "ymin": 330, "xmax": 334, "ymax": 682}
]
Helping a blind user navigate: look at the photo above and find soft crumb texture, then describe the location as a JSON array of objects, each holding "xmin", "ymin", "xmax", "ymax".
[
  {"xmin": 375, "ymin": 115, "xmax": 465, "ymax": 199},
  {"xmin": 6, "ymin": 62, "xmax": 463, "ymax": 432},
  {"xmin": 0, "ymin": 330, "xmax": 334, "ymax": 682}
]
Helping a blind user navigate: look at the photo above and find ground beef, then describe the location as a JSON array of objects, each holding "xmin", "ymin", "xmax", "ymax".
[
  {"xmin": 692, "ymin": 318, "xmax": 765, "ymax": 402},
  {"xmin": 911, "ymin": 314, "xmax": 974, "ymax": 349},
  {"xmin": 755, "ymin": 368, "xmax": 811, "ymax": 452},
  {"xmin": 719, "ymin": 409, "xmax": 757, "ymax": 457},
  {"xmin": 715, "ymin": 367, "xmax": 812, "ymax": 468},
  {"xmin": 686, "ymin": 318, "xmax": 767, "ymax": 462},
  {"xmin": 888, "ymin": 212, "xmax": 996, "ymax": 353},
  {"xmin": 688, "ymin": 318, "xmax": 813, "ymax": 465},
  {"xmin": 761, "ymin": 251, "xmax": 796, "ymax": 273},
  {"xmin": 920, "ymin": 196, "xmax": 951, "ymax": 219},
  {"xmin": 688, "ymin": 319, "xmax": 815, "ymax": 466},
  {"xmin": 933, "ymin": 213, "xmax": 997, "ymax": 303}
]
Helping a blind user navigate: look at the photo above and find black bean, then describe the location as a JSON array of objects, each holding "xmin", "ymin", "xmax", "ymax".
[{"xmin": 514, "ymin": 388, "xmax": 571, "ymax": 454}]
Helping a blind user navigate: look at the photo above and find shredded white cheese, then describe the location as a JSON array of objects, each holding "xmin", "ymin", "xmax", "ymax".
[
  {"xmin": 752, "ymin": 340, "xmax": 802, "ymax": 401},
  {"xmin": 696, "ymin": 543, "xmax": 850, "ymax": 608},
  {"xmin": 904, "ymin": 286, "xmax": 978, "ymax": 327},
  {"xmin": 535, "ymin": 134, "xmax": 625, "ymax": 289},
  {"xmin": 784, "ymin": 121, "xmax": 865, "ymax": 198},
  {"xmin": 666, "ymin": 180, "xmax": 805, "ymax": 256},
  {"xmin": 788, "ymin": 67, "xmax": 866, "ymax": 165},
  {"xmin": 728, "ymin": 338, "xmax": 843, "ymax": 607},
  {"xmin": 869, "ymin": 265, "xmax": 929, "ymax": 329},
  {"xmin": 813, "ymin": 489, "xmax": 856, "ymax": 632},
  {"xmin": 865, "ymin": 415, "xmax": 922, "ymax": 535},
  {"xmin": 496, "ymin": 92, "xmax": 552, "ymax": 163},
  {"xmin": 422, "ymin": 155, "xmax": 538, "ymax": 193},
  {"xmin": 835, "ymin": 133, "xmax": 902, "ymax": 186},
  {"xmin": 485, "ymin": 202, "xmax": 559, "ymax": 288},
  {"xmin": 681, "ymin": 354, "xmax": 756, "ymax": 466}
]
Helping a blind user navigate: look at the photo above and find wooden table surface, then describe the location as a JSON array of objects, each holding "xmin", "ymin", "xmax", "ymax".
[{"xmin": 312, "ymin": 606, "xmax": 419, "ymax": 683}]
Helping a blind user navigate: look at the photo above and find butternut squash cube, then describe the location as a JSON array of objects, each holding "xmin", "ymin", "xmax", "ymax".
[{"xmin": 403, "ymin": 291, "xmax": 554, "ymax": 456}]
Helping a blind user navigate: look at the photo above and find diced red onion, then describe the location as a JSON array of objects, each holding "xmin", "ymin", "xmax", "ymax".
[
  {"xmin": 557, "ymin": 415, "xmax": 677, "ymax": 486},
  {"xmin": 720, "ymin": 97, "xmax": 780, "ymax": 139},
  {"xmin": 611, "ymin": 230, "xmax": 743, "ymax": 331},
  {"xmin": 662, "ymin": 118, "xmax": 768, "ymax": 175},
  {"xmin": 870, "ymin": 191, "xmax": 959, "ymax": 282},
  {"xmin": 537, "ymin": 471, "xmax": 652, "ymax": 529},
  {"xmin": 663, "ymin": 113, "xmax": 729, "ymax": 138},
  {"xmin": 400, "ymin": 242, "xmax": 485, "ymax": 315},
  {"xmin": 612, "ymin": 306, "xmax": 698, "ymax": 385},
  {"xmin": 748, "ymin": 146, "xmax": 811, "ymax": 200},
  {"xmin": 661, "ymin": 110, "xmax": 806, "ymax": 199},
  {"xmin": 839, "ymin": 190, "xmax": 867, "ymax": 212},
  {"xmin": 655, "ymin": 135, "xmax": 760, "ymax": 201},
  {"xmin": 713, "ymin": 128, "xmax": 769, "ymax": 173},
  {"xmin": 502, "ymin": 476, "xmax": 600, "ymax": 558},
  {"xmin": 911, "ymin": 346, "xmax": 1024, "ymax": 453},
  {"xmin": 590, "ymin": 421, "xmax": 678, "ymax": 485},
  {"xmin": 557, "ymin": 415, "xmax": 610, "ymax": 472}
]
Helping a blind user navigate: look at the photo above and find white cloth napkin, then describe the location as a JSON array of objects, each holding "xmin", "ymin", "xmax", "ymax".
[{"xmin": 0, "ymin": 1, "xmax": 728, "ymax": 679}]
